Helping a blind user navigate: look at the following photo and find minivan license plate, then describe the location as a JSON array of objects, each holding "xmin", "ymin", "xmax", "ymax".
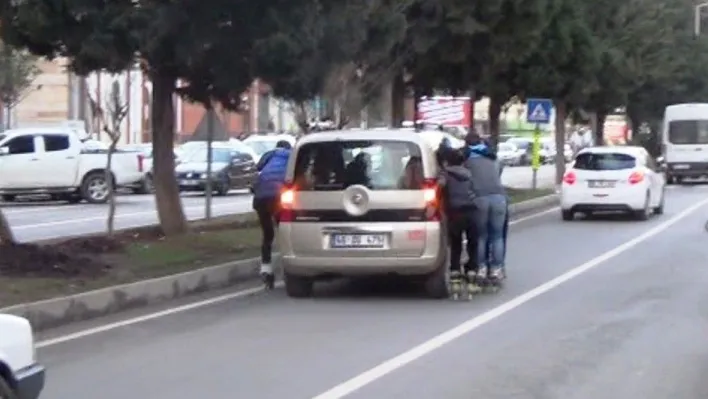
[{"xmin": 330, "ymin": 234, "xmax": 385, "ymax": 249}]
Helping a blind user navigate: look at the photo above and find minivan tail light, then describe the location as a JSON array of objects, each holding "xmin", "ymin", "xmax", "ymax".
[
  {"xmin": 278, "ymin": 184, "xmax": 295, "ymax": 222},
  {"xmin": 422, "ymin": 178, "xmax": 440, "ymax": 221},
  {"xmin": 628, "ymin": 171, "xmax": 644, "ymax": 184},
  {"xmin": 137, "ymin": 154, "xmax": 144, "ymax": 172},
  {"xmin": 563, "ymin": 171, "xmax": 576, "ymax": 185}
]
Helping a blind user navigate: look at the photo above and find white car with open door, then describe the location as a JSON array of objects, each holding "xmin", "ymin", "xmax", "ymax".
[{"xmin": 560, "ymin": 146, "xmax": 665, "ymax": 221}]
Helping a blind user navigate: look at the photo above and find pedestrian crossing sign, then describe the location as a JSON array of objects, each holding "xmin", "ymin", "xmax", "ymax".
[{"xmin": 526, "ymin": 98, "xmax": 552, "ymax": 124}]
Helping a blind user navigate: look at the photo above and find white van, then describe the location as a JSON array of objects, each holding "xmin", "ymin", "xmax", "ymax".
[{"xmin": 662, "ymin": 103, "xmax": 708, "ymax": 184}]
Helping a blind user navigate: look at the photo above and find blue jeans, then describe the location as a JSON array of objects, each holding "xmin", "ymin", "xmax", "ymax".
[{"xmin": 474, "ymin": 194, "xmax": 507, "ymax": 268}]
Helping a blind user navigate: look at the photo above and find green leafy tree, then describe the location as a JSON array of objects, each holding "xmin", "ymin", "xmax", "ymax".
[
  {"xmin": 580, "ymin": 0, "xmax": 683, "ymax": 144},
  {"xmin": 0, "ymin": 0, "xmax": 271, "ymax": 235},
  {"xmin": 253, "ymin": 0, "xmax": 408, "ymax": 130},
  {"xmin": 514, "ymin": 0, "xmax": 601, "ymax": 182}
]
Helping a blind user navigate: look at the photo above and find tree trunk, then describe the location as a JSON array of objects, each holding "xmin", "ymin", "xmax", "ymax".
[
  {"xmin": 554, "ymin": 100, "xmax": 568, "ymax": 186},
  {"xmin": 595, "ymin": 111, "xmax": 607, "ymax": 146},
  {"xmin": 0, "ymin": 207, "xmax": 15, "ymax": 244},
  {"xmin": 467, "ymin": 86, "xmax": 477, "ymax": 134},
  {"xmin": 390, "ymin": 73, "xmax": 405, "ymax": 127},
  {"xmin": 488, "ymin": 96, "xmax": 502, "ymax": 151},
  {"xmin": 106, "ymin": 140, "xmax": 117, "ymax": 235},
  {"xmin": 151, "ymin": 74, "xmax": 188, "ymax": 235}
]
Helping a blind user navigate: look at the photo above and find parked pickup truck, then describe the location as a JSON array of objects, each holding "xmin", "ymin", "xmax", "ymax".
[
  {"xmin": 0, "ymin": 314, "xmax": 45, "ymax": 399},
  {"xmin": 0, "ymin": 128, "xmax": 145, "ymax": 204}
]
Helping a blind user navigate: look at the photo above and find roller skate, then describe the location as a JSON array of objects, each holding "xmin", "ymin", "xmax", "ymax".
[
  {"xmin": 486, "ymin": 267, "xmax": 505, "ymax": 293},
  {"xmin": 475, "ymin": 266, "xmax": 489, "ymax": 289},
  {"xmin": 448, "ymin": 270, "xmax": 464, "ymax": 300},
  {"xmin": 260, "ymin": 263, "xmax": 275, "ymax": 290},
  {"xmin": 465, "ymin": 269, "xmax": 482, "ymax": 299}
]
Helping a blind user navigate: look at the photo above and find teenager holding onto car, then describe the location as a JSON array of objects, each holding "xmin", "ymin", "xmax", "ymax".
[
  {"xmin": 252, "ymin": 140, "xmax": 292, "ymax": 286},
  {"xmin": 463, "ymin": 133, "xmax": 508, "ymax": 283}
]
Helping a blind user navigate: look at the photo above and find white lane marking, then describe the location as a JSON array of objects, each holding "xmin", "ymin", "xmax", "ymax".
[
  {"xmin": 35, "ymin": 206, "xmax": 557, "ymax": 348},
  {"xmin": 12, "ymin": 201, "xmax": 250, "ymax": 230},
  {"xmin": 311, "ymin": 197, "xmax": 708, "ymax": 399},
  {"xmin": 36, "ymin": 283, "xmax": 283, "ymax": 348}
]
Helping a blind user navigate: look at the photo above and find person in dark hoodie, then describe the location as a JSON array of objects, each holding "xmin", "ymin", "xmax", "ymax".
[
  {"xmin": 252, "ymin": 140, "xmax": 292, "ymax": 287},
  {"xmin": 439, "ymin": 148, "xmax": 478, "ymax": 292},
  {"xmin": 463, "ymin": 133, "xmax": 508, "ymax": 284}
]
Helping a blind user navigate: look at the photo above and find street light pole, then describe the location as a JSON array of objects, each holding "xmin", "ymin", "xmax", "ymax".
[{"xmin": 695, "ymin": 2, "xmax": 708, "ymax": 37}]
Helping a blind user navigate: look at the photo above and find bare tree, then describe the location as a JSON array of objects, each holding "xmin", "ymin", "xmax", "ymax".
[
  {"xmin": 0, "ymin": 41, "xmax": 40, "ymax": 130},
  {"xmin": 88, "ymin": 78, "xmax": 129, "ymax": 235}
]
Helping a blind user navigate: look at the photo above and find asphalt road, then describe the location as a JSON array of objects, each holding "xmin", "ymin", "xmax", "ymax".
[
  {"xmin": 1, "ymin": 165, "xmax": 557, "ymax": 242},
  {"xmin": 34, "ymin": 185, "xmax": 708, "ymax": 399}
]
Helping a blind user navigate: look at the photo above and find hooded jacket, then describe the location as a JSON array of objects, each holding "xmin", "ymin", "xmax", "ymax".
[
  {"xmin": 253, "ymin": 148, "xmax": 290, "ymax": 199},
  {"xmin": 441, "ymin": 165, "xmax": 476, "ymax": 210},
  {"xmin": 463, "ymin": 143, "xmax": 505, "ymax": 197}
]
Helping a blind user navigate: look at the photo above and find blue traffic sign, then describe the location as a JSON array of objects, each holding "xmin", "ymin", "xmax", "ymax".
[{"xmin": 526, "ymin": 98, "xmax": 552, "ymax": 124}]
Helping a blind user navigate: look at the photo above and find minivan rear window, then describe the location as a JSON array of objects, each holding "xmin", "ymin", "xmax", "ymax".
[
  {"xmin": 574, "ymin": 153, "xmax": 636, "ymax": 170},
  {"xmin": 293, "ymin": 140, "xmax": 424, "ymax": 190},
  {"xmin": 668, "ymin": 120, "xmax": 708, "ymax": 144}
]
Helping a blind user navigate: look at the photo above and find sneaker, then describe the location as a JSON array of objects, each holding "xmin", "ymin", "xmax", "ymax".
[
  {"xmin": 260, "ymin": 263, "xmax": 273, "ymax": 275},
  {"xmin": 476, "ymin": 266, "xmax": 488, "ymax": 279}
]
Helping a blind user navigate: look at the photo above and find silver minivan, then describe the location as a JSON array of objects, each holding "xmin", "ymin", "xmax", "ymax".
[{"xmin": 277, "ymin": 129, "xmax": 449, "ymax": 298}]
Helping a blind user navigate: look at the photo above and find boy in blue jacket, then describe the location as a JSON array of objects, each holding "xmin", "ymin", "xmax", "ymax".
[{"xmin": 253, "ymin": 140, "xmax": 292, "ymax": 287}]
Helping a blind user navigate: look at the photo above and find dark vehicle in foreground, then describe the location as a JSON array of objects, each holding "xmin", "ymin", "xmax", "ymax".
[{"xmin": 176, "ymin": 143, "xmax": 257, "ymax": 195}]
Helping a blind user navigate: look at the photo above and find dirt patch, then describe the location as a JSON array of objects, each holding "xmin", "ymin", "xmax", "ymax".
[{"xmin": 0, "ymin": 215, "xmax": 262, "ymax": 308}]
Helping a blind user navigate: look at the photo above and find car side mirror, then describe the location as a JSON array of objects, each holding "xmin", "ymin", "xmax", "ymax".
[{"xmin": 0, "ymin": 147, "xmax": 8, "ymax": 155}]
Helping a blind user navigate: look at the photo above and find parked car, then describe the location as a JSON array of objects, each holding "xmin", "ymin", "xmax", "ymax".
[
  {"xmin": 176, "ymin": 142, "xmax": 257, "ymax": 195},
  {"xmin": 506, "ymin": 137, "xmax": 532, "ymax": 165},
  {"xmin": 539, "ymin": 139, "xmax": 556, "ymax": 164},
  {"xmin": 0, "ymin": 128, "xmax": 145, "ymax": 204},
  {"xmin": 560, "ymin": 146, "xmax": 665, "ymax": 221},
  {"xmin": 242, "ymin": 134, "xmax": 296, "ymax": 163},
  {"xmin": 497, "ymin": 142, "xmax": 523, "ymax": 166},
  {"xmin": 277, "ymin": 129, "xmax": 449, "ymax": 298},
  {"xmin": 0, "ymin": 314, "xmax": 45, "ymax": 399}
]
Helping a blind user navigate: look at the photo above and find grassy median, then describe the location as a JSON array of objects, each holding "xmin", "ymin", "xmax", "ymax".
[{"xmin": 0, "ymin": 187, "xmax": 555, "ymax": 307}]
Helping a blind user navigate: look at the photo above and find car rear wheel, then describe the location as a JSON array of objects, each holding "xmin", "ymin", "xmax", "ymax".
[
  {"xmin": 216, "ymin": 178, "xmax": 230, "ymax": 196},
  {"xmin": 633, "ymin": 193, "xmax": 651, "ymax": 221},
  {"xmin": 653, "ymin": 189, "xmax": 665, "ymax": 215},
  {"xmin": 81, "ymin": 172, "xmax": 111, "ymax": 204},
  {"xmin": 284, "ymin": 272, "xmax": 313, "ymax": 298},
  {"xmin": 0, "ymin": 375, "xmax": 17, "ymax": 399},
  {"xmin": 423, "ymin": 264, "xmax": 449, "ymax": 299},
  {"xmin": 561, "ymin": 210, "xmax": 574, "ymax": 221}
]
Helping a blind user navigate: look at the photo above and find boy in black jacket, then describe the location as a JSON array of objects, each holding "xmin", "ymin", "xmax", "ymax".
[{"xmin": 438, "ymin": 149, "xmax": 479, "ymax": 294}]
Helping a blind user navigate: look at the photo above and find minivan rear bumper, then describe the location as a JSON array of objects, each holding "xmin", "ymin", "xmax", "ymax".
[{"xmin": 281, "ymin": 255, "xmax": 441, "ymax": 277}]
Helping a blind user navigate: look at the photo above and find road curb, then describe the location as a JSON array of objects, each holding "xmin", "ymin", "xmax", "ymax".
[
  {"xmin": 0, "ymin": 257, "xmax": 275, "ymax": 331},
  {"xmin": 1, "ymin": 194, "xmax": 558, "ymax": 331}
]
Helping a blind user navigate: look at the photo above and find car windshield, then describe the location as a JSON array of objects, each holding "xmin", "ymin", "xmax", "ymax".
[
  {"xmin": 508, "ymin": 139, "xmax": 530, "ymax": 150},
  {"xmin": 245, "ymin": 140, "xmax": 276, "ymax": 156},
  {"xmin": 498, "ymin": 143, "xmax": 515, "ymax": 152},
  {"xmin": 574, "ymin": 152, "xmax": 636, "ymax": 170},
  {"xmin": 183, "ymin": 147, "xmax": 233, "ymax": 163},
  {"xmin": 293, "ymin": 140, "xmax": 423, "ymax": 190},
  {"xmin": 667, "ymin": 120, "xmax": 708, "ymax": 144}
]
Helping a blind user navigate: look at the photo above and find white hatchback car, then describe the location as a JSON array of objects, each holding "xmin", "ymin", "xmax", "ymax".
[{"xmin": 560, "ymin": 146, "xmax": 665, "ymax": 221}]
